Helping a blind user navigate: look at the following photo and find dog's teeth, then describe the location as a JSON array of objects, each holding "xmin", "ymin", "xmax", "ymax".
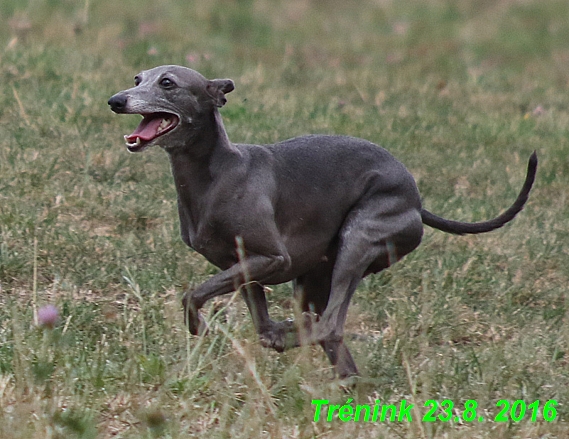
[
  {"xmin": 124, "ymin": 135, "xmax": 142, "ymax": 147},
  {"xmin": 158, "ymin": 118, "xmax": 170, "ymax": 132}
]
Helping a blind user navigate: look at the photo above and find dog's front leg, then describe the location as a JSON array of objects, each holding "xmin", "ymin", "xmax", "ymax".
[
  {"xmin": 182, "ymin": 253, "xmax": 291, "ymax": 335},
  {"xmin": 238, "ymin": 282, "xmax": 302, "ymax": 352}
]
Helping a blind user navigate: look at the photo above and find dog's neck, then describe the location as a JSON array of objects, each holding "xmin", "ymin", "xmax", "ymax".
[
  {"xmin": 199, "ymin": 110, "xmax": 233, "ymax": 156},
  {"xmin": 167, "ymin": 108, "xmax": 240, "ymax": 200}
]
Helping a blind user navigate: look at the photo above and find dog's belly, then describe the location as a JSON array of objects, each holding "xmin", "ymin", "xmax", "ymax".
[{"xmin": 259, "ymin": 234, "xmax": 335, "ymax": 284}]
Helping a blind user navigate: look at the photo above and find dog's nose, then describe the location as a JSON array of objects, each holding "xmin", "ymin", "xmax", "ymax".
[{"xmin": 108, "ymin": 94, "xmax": 128, "ymax": 113}]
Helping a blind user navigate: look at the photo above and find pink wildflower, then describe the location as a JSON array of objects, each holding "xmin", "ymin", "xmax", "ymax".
[{"xmin": 37, "ymin": 304, "xmax": 59, "ymax": 329}]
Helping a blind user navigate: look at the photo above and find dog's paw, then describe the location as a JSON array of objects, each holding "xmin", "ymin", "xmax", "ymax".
[
  {"xmin": 185, "ymin": 310, "xmax": 208, "ymax": 336},
  {"xmin": 196, "ymin": 317, "xmax": 208, "ymax": 336},
  {"xmin": 258, "ymin": 314, "xmax": 318, "ymax": 352},
  {"xmin": 259, "ymin": 319, "xmax": 299, "ymax": 352}
]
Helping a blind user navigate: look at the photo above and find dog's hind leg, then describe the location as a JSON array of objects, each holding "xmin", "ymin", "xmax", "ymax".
[
  {"xmin": 294, "ymin": 260, "xmax": 359, "ymax": 379},
  {"xmin": 312, "ymin": 200, "xmax": 423, "ymax": 378}
]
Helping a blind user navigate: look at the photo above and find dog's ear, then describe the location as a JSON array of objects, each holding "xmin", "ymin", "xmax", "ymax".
[{"xmin": 206, "ymin": 79, "xmax": 235, "ymax": 107}]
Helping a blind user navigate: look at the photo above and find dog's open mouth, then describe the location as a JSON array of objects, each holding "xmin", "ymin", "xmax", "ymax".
[{"xmin": 124, "ymin": 112, "xmax": 179, "ymax": 152}]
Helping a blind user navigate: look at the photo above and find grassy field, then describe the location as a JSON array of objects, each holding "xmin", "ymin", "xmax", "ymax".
[{"xmin": 1, "ymin": 0, "xmax": 569, "ymax": 437}]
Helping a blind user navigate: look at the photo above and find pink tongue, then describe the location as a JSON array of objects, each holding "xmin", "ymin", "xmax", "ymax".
[{"xmin": 126, "ymin": 116, "xmax": 163, "ymax": 142}]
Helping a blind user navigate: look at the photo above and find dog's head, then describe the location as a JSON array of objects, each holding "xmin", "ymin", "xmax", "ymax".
[{"xmin": 108, "ymin": 65, "xmax": 234, "ymax": 153}]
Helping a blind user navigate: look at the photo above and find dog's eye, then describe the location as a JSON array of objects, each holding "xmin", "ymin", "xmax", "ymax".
[
  {"xmin": 160, "ymin": 78, "xmax": 175, "ymax": 88},
  {"xmin": 134, "ymin": 76, "xmax": 141, "ymax": 86}
]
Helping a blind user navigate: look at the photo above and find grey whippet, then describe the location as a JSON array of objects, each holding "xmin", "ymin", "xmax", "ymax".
[{"xmin": 108, "ymin": 65, "xmax": 537, "ymax": 378}]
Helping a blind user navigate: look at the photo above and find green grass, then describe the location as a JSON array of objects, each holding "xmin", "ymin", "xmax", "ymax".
[{"xmin": 1, "ymin": 0, "xmax": 569, "ymax": 437}]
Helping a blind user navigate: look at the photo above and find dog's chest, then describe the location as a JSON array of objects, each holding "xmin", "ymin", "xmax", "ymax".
[{"xmin": 178, "ymin": 204, "xmax": 240, "ymax": 269}]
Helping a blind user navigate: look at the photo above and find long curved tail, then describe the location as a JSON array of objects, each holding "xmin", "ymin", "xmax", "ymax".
[{"xmin": 421, "ymin": 152, "xmax": 537, "ymax": 235}]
